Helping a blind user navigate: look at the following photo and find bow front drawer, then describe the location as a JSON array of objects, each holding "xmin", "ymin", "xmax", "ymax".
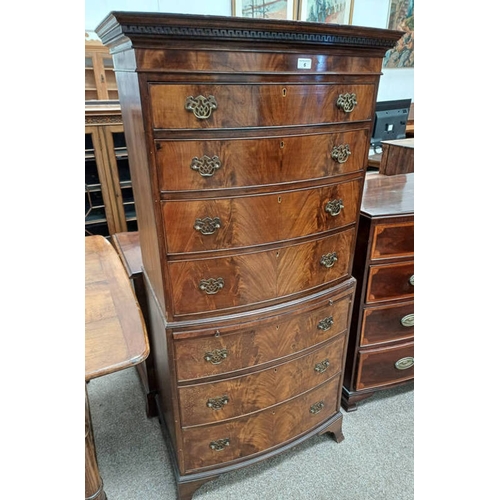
[
  {"xmin": 168, "ymin": 228, "xmax": 356, "ymax": 316},
  {"xmin": 174, "ymin": 289, "xmax": 353, "ymax": 381},
  {"xmin": 155, "ymin": 127, "xmax": 370, "ymax": 191},
  {"xmin": 163, "ymin": 178, "xmax": 362, "ymax": 254},
  {"xmin": 178, "ymin": 334, "xmax": 345, "ymax": 426},
  {"xmin": 180, "ymin": 374, "xmax": 342, "ymax": 472},
  {"xmin": 370, "ymin": 221, "xmax": 414, "ymax": 260},
  {"xmin": 356, "ymin": 342, "xmax": 414, "ymax": 391},
  {"xmin": 150, "ymin": 84, "xmax": 375, "ymax": 130}
]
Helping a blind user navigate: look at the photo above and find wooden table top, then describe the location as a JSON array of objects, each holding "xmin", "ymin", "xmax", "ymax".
[
  {"xmin": 85, "ymin": 235, "xmax": 149, "ymax": 381},
  {"xmin": 361, "ymin": 172, "xmax": 414, "ymax": 218}
]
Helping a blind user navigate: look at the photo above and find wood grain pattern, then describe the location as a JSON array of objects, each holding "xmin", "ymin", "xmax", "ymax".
[
  {"xmin": 150, "ymin": 84, "xmax": 375, "ymax": 129},
  {"xmin": 168, "ymin": 228, "xmax": 355, "ymax": 316},
  {"xmin": 85, "ymin": 235, "xmax": 149, "ymax": 380},
  {"xmin": 360, "ymin": 301, "xmax": 414, "ymax": 346},
  {"xmin": 356, "ymin": 341, "xmax": 414, "ymax": 390},
  {"xmin": 181, "ymin": 374, "xmax": 341, "ymax": 472},
  {"xmin": 163, "ymin": 179, "xmax": 362, "ymax": 253},
  {"xmin": 366, "ymin": 262, "xmax": 414, "ymax": 304},
  {"xmin": 137, "ymin": 49, "xmax": 384, "ymax": 74},
  {"xmin": 174, "ymin": 290, "xmax": 353, "ymax": 381},
  {"xmin": 178, "ymin": 334, "xmax": 345, "ymax": 426},
  {"xmin": 155, "ymin": 127, "xmax": 369, "ymax": 192},
  {"xmin": 343, "ymin": 174, "xmax": 414, "ymax": 411},
  {"xmin": 96, "ymin": 10, "xmax": 402, "ymax": 493},
  {"xmin": 371, "ymin": 221, "xmax": 414, "ymax": 260}
]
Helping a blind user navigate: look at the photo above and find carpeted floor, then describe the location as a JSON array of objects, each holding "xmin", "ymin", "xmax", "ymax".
[{"xmin": 87, "ymin": 367, "xmax": 414, "ymax": 500}]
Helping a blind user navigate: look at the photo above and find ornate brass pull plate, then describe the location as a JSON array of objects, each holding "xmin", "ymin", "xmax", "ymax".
[
  {"xmin": 310, "ymin": 401, "xmax": 325, "ymax": 414},
  {"xmin": 204, "ymin": 348, "xmax": 228, "ymax": 365},
  {"xmin": 185, "ymin": 95, "xmax": 218, "ymax": 119},
  {"xmin": 336, "ymin": 93, "xmax": 357, "ymax": 113},
  {"xmin": 331, "ymin": 144, "xmax": 351, "ymax": 163},
  {"xmin": 320, "ymin": 252, "xmax": 338, "ymax": 268},
  {"xmin": 194, "ymin": 217, "xmax": 221, "ymax": 235},
  {"xmin": 199, "ymin": 277, "xmax": 224, "ymax": 295},
  {"xmin": 400, "ymin": 313, "xmax": 414, "ymax": 327},
  {"xmin": 190, "ymin": 155, "xmax": 221, "ymax": 177},
  {"xmin": 206, "ymin": 395, "xmax": 229, "ymax": 410},
  {"xmin": 209, "ymin": 438, "xmax": 230, "ymax": 451},
  {"xmin": 325, "ymin": 199, "xmax": 344, "ymax": 217},
  {"xmin": 314, "ymin": 359, "xmax": 330, "ymax": 374},
  {"xmin": 317, "ymin": 316, "xmax": 334, "ymax": 331},
  {"xmin": 395, "ymin": 357, "xmax": 414, "ymax": 370}
]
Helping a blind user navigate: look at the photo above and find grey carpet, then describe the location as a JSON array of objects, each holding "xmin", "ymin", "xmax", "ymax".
[{"xmin": 87, "ymin": 367, "xmax": 414, "ymax": 500}]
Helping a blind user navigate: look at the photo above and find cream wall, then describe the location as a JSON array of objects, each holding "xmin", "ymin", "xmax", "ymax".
[{"xmin": 85, "ymin": 0, "xmax": 413, "ymax": 102}]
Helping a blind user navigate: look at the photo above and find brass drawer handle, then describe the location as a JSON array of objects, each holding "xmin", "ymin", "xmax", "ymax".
[
  {"xmin": 325, "ymin": 199, "xmax": 344, "ymax": 217},
  {"xmin": 317, "ymin": 316, "xmax": 334, "ymax": 331},
  {"xmin": 190, "ymin": 155, "xmax": 221, "ymax": 177},
  {"xmin": 185, "ymin": 95, "xmax": 218, "ymax": 119},
  {"xmin": 336, "ymin": 93, "xmax": 357, "ymax": 113},
  {"xmin": 204, "ymin": 348, "xmax": 228, "ymax": 365},
  {"xmin": 314, "ymin": 359, "xmax": 330, "ymax": 374},
  {"xmin": 209, "ymin": 438, "xmax": 230, "ymax": 451},
  {"xmin": 400, "ymin": 313, "xmax": 414, "ymax": 327},
  {"xmin": 320, "ymin": 252, "xmax": 338, "ymax": 268},
  {"xmin": 310, "ymin": 401, "xmax": 325, "ymax": 414},
  {"xmin": 206, "ymin": 395, "xmax": 229, "ymax": 410},
  {"xmin": 194, "ymin": 216, "xmax": 221, "ymax": 235},
  {"xmin": 331, "ymin": 144, "xmax": 351, "ymax": 163},
  {"xmin": 395, "ymin": 357, "xmax": 414, "ymax": 370},
  {"xmin": 409, "ymin": 274, "xmax": 414, "ymax": 286},
  {"xmin": 199, "ymin": 277, "xmax": 224, "ymax": 295}
]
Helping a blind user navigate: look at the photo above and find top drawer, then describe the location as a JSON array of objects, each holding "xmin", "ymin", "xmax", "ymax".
[
  {"xmin": 370, "ymin": 221, "xmax": 414, "ymax": 261},
  {"xmin": 150, "ymin": 83, "xmax": 375, "ymax": 130}
]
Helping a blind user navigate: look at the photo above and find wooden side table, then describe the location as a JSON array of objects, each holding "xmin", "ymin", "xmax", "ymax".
[
  {"xmin": 111, "ymin": 231, "xmax": 158, "ymax": 417},
  {"xmin": 85, "ymin": 235, "xmax": 149, "ymax": 500}
]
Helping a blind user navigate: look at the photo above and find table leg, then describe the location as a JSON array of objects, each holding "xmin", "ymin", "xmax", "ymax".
[{"xmin": 85, "ymin": 384, "xmax": 107, "ymax": 500}]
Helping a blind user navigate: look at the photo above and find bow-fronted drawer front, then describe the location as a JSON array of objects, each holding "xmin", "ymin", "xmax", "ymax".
[
  {"xmin": 163, "ymin": 178, "xmax": 362, "ymax": 254},
  {"xmin": 150, "ymin": 84, "xmax": 375, "ymax": 130},
  {"xmin": 174, "ymin": 288, "xmax": 353, "ymax": 382},
  {"xmin": 154, "ymin": 127, "xmax": 370, "ymax": 191},
  {"xmin": 168, "ymin": 228, "xmax": 355, "ymax": 316},
  {"xmin": 180, "ymin": 374, "xmax": 342, "ymax": 472},
  {"xmin": 178, "ymin": 334, "xmax": 345, "ymax": 426},
  {"xmin": 355, "ymin": 342, "xmax": 414, "ymax": 391}
]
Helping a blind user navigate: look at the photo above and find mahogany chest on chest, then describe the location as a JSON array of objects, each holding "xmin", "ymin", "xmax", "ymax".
[{"xmin": 96, "ymin": 12, "xmax": 402, "ymax": 499}]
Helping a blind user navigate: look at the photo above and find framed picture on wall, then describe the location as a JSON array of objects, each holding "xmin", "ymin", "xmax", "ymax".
[
  {"xmin": 297, "ymin": 0, "xmax": 353, "ymax": 24},
  {"xmin": 232, "ymin": 0, "xmax": 298, "ymax": 20},
  {"xmin": 383, "ymin": 0, "xmax": 414, "ymax": 68}
]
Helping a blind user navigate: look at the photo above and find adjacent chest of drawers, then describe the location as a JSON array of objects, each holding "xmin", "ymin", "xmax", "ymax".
[
  {"xmin": 97, "ymin": 12, "xmax": 402, "ymax": 500},
  {"xmin": 342, "ymin": 173, "xmax": 414, "ymax": 411}
]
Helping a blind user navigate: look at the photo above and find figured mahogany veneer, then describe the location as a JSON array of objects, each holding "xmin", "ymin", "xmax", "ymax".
[
  {"xmin": 155, "ymin": 127, "xmax": 369, "ymax": 193},
  {"xmin": 150, "ymin": 84, "xmax": 375, "ymax": 129},
  {"xmin": 96, "ymin": 12, "xmax": 402, "ymax": 499},
  {"xmin": 343, "ymin": 173, "xmax": 414, "ymax": 411},
  {"xmin": 163, "ymin": 179, "xmax": 362, "ymax": 253}
]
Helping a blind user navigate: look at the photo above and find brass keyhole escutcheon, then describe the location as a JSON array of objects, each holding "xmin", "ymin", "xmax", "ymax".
[
  {"xmin": 280, "ymin": 140, "xmax": 285, "ymax": 148},
  {"xmin": 282, "ymin": 88, "xmax": 287, "ymax": 97}
]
